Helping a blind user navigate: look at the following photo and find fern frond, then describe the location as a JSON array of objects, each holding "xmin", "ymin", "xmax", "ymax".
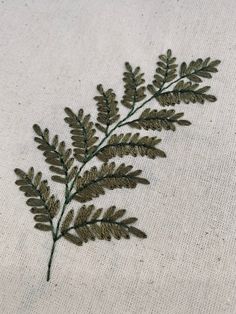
[
  {"xmin": 73, "ymin": 162, "xmax": 149, "ymax": 202},
  {"xmin": 14, "ymin": 49, "xmax": 221, "ymax": 282},
  {"xmin": 151, "ymin": 49, "xmax": 178, "ymax": 90},
  {"xmin": 96, "ymin": 133, "xmax": 166, "ymax": 161},
  {"xmin": 180, "ymin": 58, "xmax": 221, "ymax": 82},
  {"xmin": 64, "ymin": 107, "xmax": 98, "ymax": 162},
  {"xmin": 125, "ymin": 108, "xmax": 191, "ymax": 131},
  {"xmin": 121, "ymin": 62, "xmax": 146, "ymax": 109},
  {"xmin": 60, "ymin": 205, "xmax": 146, "ymax": 245},
  {"xmin": 14, "ymin": 167, "xmax": 59, "ymax": 231},
  {"xmin": 33, "ymin": 124, "xmax": 77, "ymax": 185},
  {"xmin": 94, "ymin": 84, "xmax": 120, "ymax": 134},
  {"xmin": 148, "ymin": 81, "xmax": 217, "ymax": 106}
]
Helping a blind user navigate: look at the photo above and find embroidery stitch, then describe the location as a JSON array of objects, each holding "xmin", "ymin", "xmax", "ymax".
[{"xmin": 14, "ymin": 49, "xmax": 220, "ymax": 282}]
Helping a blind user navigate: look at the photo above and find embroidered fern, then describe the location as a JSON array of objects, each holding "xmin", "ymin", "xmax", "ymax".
[{"xmin": 14, "ymin": 49, "xmax": 220, "ymax": 282}]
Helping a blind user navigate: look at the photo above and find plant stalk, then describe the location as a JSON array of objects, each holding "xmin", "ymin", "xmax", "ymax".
[{"xmin": 47, "ymin": 239, "xmax": 56, "ymax": 282}]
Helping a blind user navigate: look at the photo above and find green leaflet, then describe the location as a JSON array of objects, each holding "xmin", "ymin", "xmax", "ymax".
[
  {"xmin": 180, "ymin": 58, "xmax": 221, "ymax": 82},
  {"xmin": 121, "ymin": 62, "xmax": 146, "ymax": 109},
  {"xmin": 33, "ymin": 124, "xmax": 77, "ymax": 185},
  {"xmin": 14, "ymin": 49, "xmax": 220, "ymax": 282},
  {"xmin": 64, "ymin": 107, "xmax": 98, "ymax": 162},
  {"xmin": 148, "ymin": 82, "xmax": 217, "ymax": 106},
  {"xmin": 151, "ymin": 49, "xmax": 178, "ymax": 90},
  {"xmin": 60, "ymin": 205, "xmax": 146, "ymax": 244},
  {"xmin": 94, "ymin": 84, "xmax": 120, "ymax": 134},
  {"xmin": 73, "ymin": 162, "xmax": 149, "ymax": 203},
  {"xmin": 148, "ymin": 81, "xmax": 217, "ymax": 106},
  {"xmin": 96, "ymin": 133, "xmax": 166, "ymax": 161},
  {"xmin": 125, "ymin": 108, "xmax": 191, "ymax": 131},
  {"xmin": 14, "ymin": 167, "xmax": 60, "ymax": 228}
]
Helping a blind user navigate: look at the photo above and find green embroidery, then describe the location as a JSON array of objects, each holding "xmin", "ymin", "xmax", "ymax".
[{"xmin": 14, "ymin": 49, "xmax": 220, "ymax": 282}]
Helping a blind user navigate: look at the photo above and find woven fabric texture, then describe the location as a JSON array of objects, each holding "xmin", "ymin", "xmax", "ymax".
[{"xmin": 0, "ymin": 0, "xmax": 236, "ymax": 313}]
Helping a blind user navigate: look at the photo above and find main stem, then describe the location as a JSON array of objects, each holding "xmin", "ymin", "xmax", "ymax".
[
  {"xmin": 46, "ymin": 74, "xmax": 184, "ymax": 281},
  {"xmin": 47, "ymin": 239, "xmax": 56, "ymax": 281},
  {"xmin": 46, "ymin": 198, "xmax": 69, "ymax": 281}
]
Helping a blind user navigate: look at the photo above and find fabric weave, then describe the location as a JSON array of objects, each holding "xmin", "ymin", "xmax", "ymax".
[{"xmin": 0, "ymin": 0, "xmax": 236, "ymax": 313}]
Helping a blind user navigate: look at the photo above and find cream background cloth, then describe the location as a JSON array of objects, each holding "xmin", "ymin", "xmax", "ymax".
[{"xmin": 0, "ymin": 0, "xmax": 236, "ymax": 313}]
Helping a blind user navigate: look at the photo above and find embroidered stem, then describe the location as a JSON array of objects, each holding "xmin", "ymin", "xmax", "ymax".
[{"xmin": 47, "ymin": 239, "xmax": 56, "ymax": 282}]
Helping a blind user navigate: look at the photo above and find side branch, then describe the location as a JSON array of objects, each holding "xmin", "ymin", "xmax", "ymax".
[{"xmin": 57, "ymin": 219, "xmax": 128, "ymax": 240}]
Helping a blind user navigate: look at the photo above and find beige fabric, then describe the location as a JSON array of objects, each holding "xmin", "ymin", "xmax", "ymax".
[{"xmin": 0, "ymin": 0, "xmax": 236, "ymax": 313}]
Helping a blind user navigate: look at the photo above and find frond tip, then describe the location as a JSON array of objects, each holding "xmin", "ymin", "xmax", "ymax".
[
  {"xmin": 121, "ymin": 62, "xmax": 146, "ymax": 109},
  {"xmin": 60, "ymin": 205, "xmax": 146, "ymax": 245},
  {"xmin": 94, "ymin": 84, "xmax": 120, "ymax": 134},
  {"xmin": 64, "ymin": 107, "xmax": 98, "ymax": 162},
  {"xmin": 151, "ymin": 49, "xmax": 178, "ymax": 90},
  {"xmin": 148, "ymin": 53, "xmax": 220, "ymax": 106}
]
